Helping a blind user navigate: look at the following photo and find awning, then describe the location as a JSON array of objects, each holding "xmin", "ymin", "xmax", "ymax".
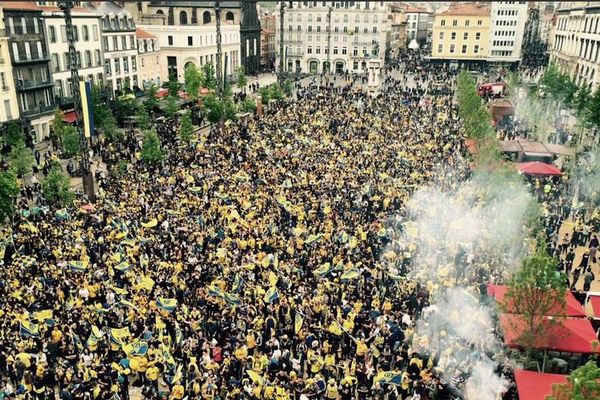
[
  {"xmin": 517, "ymin": 161, "xmax": 563, "ymax": 177},
  {"xmin": 63, "ymin": 111, "xmax": 78, "ymax": 123},
  {"xmin": 488, "ymin": 284, "xmax": 585, "ymax": 317},
  {"xmin": 514, "ymin": 369, "xmax": 567, "ymax": 400},
  {"xmin": 585, "ymin": 292, "xmax": 600, "ymax": 319},
  {"xmin": 500, "ymin": 314, "xmax": 600, "ymax": 354}
]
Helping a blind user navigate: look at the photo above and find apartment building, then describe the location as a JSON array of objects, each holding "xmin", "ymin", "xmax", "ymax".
[
  {"xmin": 276, "ymin": 1, "xmax": 392, "ymax": 75},
  {"xmin": 487, "ymin": 1, "xmax": 528, "ymax": 65},
  {"xmin": 42, "ymin": 4, "xmax": 104, "ymax": 109},
  {"xmin": 3, "ymin": 2, "xmax": 54, "ymax": 142},
  {"xmin": 0, "ymin": 6, "xmax": 19, "ymax": 123},
  {"xmin": 401, "ymin": 3, "xmax": 432, "ymax": 43},
  {"xmin": 390, "ymin": 4, "xmax": 407, "ymax": 51},
  {"xmin": 550, "ymin": 1, "xmax": 600, "ymax": 90},
  {"xmin": 136, "ymin": 27, "xmax": 161, "ymax": 88},
  {"xmin": 430, "ymin": 3, "xmax": 491, "ymax": 69}
]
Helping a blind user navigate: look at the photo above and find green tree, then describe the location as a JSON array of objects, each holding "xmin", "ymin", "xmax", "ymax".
[
  {"xmin": 203, "ymin": 94, "xmax": 224, "ymax": 124},
  {"xmin": 179, "ymin": 111, "xmax": 194, "ymax": 143},
  {"xmin": 0, "ymin": 169, "xmax": 20, "ymax": 221},
  {"xmin": 167, "ymin": 73, "xmax": 180, "ymax": 97},
  {"xmin": 587, "ymin": 86, "xmax": 600, "ymax": 131},
  {"xmin": 283, "ymin": 79, "xmax": 293, "ymax": 97},
  {"xmin": 91, "ymin": 85, "xmax": 117, "ymax": 137},
  {"xmin": 185, "ymin": 63, "xmax": 204, "ymax": 100},
  {"xmin": 136, "ymin": 106, "xmax": 151, "ymax": 131},
  {"xmin": 9, "ymin": 141, "xmax": 35, "ymax": 177},
  {"xmin": 122, "ymin": 77, "xmax": 132, "ymax": 93},
  {"xmin": 240, "ymin": 98, "xmax": 257, "ymax": 113},
  {"xmin": 3, "ymin": 122, "xmax": 24, "ymax": 147},
  {"xmin": 51, "ymin": 108, "xmax": 67, "ymax": 141},
  {"xmin": 164, "ymin": 95, "xmax": 179, "ymax": 120},
  {"xmin": 144, "ymin": 84, "xmax": 160, "ymax": 111},
  {"xmin": 503, "ymin": 251, "xmax": 567, "ymax": 354},
  {"xmin": 224, "ymin": 98, "xmax": 237, "ymax": 121},
  {"xmin": 259, "ymin": 86, "xmax": 271, "ymax": 105},
  {"xmin": 573, "ymin": 84, "xmax": 591, "ymax": 121},
  {"xmin": 202, "ymin": 63, "xmax": 218, "ymax": 91},
  {"xmin": 141, "ymin": 129, "xmax": 165, "ymax": 165},
  {"xmin": 546, "ymin": 360, "xmax": 600, "ymax": 400},
  {"xmin": 269, "ymin": 83, "xmax": 285, "ymax": 101},
  {"xmin": 61, "ymin": 125, "xmax": 81, "ymax": 158},
  {"xmin": 113, "ymin": 93, "xmax": 139, "ymax": 121},
  {"xmin": 236, "ymin": 66, "xmax": 248, "ymax": 93},
  {"xmin": 43, "ymin": 161, "xmax": 74, "ymax": 206},
  {"xmin": 540, "ymin": 63, "xmax": 564, "ymax": 101}
]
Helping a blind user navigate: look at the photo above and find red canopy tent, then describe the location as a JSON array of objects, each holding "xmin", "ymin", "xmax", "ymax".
[
  {"xmin": 500, "ymin": 314, "xmax": 600, "ymax": 354},
  {"xmin": 514, "ymin": 369, "xmax": 567, "ymax": 400},
  {"xmin": 585, "ymin": 293, "xmax": 600, "ymax": 319},
  {"xmin": 517, "ymin": 161, "xmax": 563, "ymax": 177},
  {"xmin": 487, "ymin": 284, "xmax": 585, "ymax": 317}
]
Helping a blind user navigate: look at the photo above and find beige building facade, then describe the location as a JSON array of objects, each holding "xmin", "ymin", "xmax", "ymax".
[{"xmin": 0, "ymin": 6, "xmax": 19, "ymax": 123}]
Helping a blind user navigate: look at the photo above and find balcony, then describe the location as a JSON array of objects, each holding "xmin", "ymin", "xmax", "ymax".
[
  {"xmin": 21, "ymin": 104, "xmax": 55, "ymax": 118},
  {"xmin": 16, "ymin": 79, "xmax": 54, "ymax": 91},
  {"xmin": 13, "ymin": 54, "xmax": 51, "ymax": 65}
]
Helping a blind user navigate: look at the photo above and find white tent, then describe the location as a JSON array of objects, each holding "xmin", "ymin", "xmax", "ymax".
[{"xmin": 408, "ymin": 39, "xmax": 419, "ymax": 50}]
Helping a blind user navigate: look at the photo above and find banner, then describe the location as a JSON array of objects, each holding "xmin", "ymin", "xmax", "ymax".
[
  {"xmin": 373, "ymin": 371, "xmax": 403, "ymax": 386},
  {"xmin": 156, "ymin": 298, "xmax": 177, "ymax": 313},
  {"xmin": 79, "ymin": 80, "xmax": 95, "ymax": 138}
]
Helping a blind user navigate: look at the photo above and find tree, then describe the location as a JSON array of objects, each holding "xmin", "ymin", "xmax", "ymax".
[
  {"xmin": 141, "ymin": 129, "xmax": 164, "ymax": 164},
  {"xmin": 185, "ymin": 63, "xmax": 204, "ymax": 100},
  {"xmin": 61, "ymin": 125, "xmax": 81, "ymax": 158},
  {"xmin": 546, "ymin": 360, "xmax": 600, "ymax": 400},
  {"xmin": 136, "ymin": 106, "xmax": 151, "ymax": 131},
  {"xmin": 0, "ymin": 169, "xmax": 19, "ymax": 222},
  {"xmin": 203, "ymin": 94, "xmax": 224, "ymax": 124},
  {"xmin": 202, "ymin": 63, "xmax": 218, "ymax": 91},
  {"xmin": 91, "ymin": 85, "xmax": 117, "ymax": 137},
  {"xmin": 573, "ymin": 84, "xmax": 591, "ymax": 121},
  {"xmin": 113, "ymin": 93, "xmax": 139, "ymax": 121},
  {"xmin": 236, "ymin": 66, "xmax": 248, "ymax": 93},
  {"xmin": 503, "ymin": 252, "xmax": 567, "ymax": 354},
  {"xmin": 9, "ymin": 141, "xmax": 35, "ymax": 177},
  {"xmin": 144, "ymin": 84, "xmax": 160, "ymax": 112},
  {"xmin": 164, "ymin": 95, "xmax": 179, "ymax": 120},
  {"xmin": 240, "ymin": 98, "xmax": 257, "ymax": 113},
  {"xmin": 51, "ymin": 108, "xmax": 67, "ymax": 141},
  {"xmin": 587, "ymin": 86, "xmax": 600, "ymax": 132},
  {"xmin": 167, "ymin": 73, "xmax": 180, "ymax": 97},
  {"xmin": 179, "ymin": 111, "xmax": 194, "ymax": 143},
  {"xmin": 42, "ymin": 161, "xmax": 74, "ymax": 206},
  {"xmin": 269, "ymin": 83, "xmax": 285, "ymax": 101},
  {"xmin": 224, "ymin": 98, "xmax": 237, "ymax": 122},
  {"xmin": 122, "ymin": 77, "xmax": 132, "ymax": 93},
  {"xmin": 3, "ymin": 122, "xmax": 24, "ymax": 147},
  {"xmin": 259, "ymin": 86, "xmax": 271, "ymax": 105},
  {"xmin": 283, "ymin": 79, "xmax": 293, "ymax": 97}
]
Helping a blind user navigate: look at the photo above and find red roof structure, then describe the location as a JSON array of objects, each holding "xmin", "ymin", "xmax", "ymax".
[
  {"xmin": 517, "ymin": 161, "xmax": 563, "ymax": 177},
  {"xmin": 487, "ymin": 284, "xmax": 585, "ymax": 317},
  {"xmin": 514, "ymin": 369, "xmax": 567, "ymax": 400},
  {"xmin": 136, "ymin": 28, "xmax": 156, "ymax": 39},
  {"xmin": 500, "ymin": 314, "xmax": 600, "ymax": 354}
]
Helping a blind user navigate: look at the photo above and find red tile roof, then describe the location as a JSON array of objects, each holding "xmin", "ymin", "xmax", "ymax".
[
  {"xmin": 0, "ymin": 1, "xmax": 42, "ymax": 11},
  {"xmin": 136, "ymin": 28, "xmax": 156, "ymax": 39},
  {"xmin": 439, "ymin": 3, "xmax": 490, "ymax": 16}
]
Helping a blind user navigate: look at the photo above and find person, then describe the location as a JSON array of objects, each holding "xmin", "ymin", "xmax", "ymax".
[{"xmin": 590, "ymin": 235, "xmax": 598, "ymax": 264}]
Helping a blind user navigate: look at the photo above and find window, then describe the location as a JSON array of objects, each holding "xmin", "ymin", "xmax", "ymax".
[
  {"xmin": 354, "ymin": 26, "xmax": 359, "ymax": 33},
  {"xmin": 317, "ymin": 26, "xmax": 321, "ymax": 33},
  {"xmin": 93, "ymin": 25, "xmax": 98, "ymax": 41},
  {"xmin": 82, "ymin": 25, "xmax": 89, "ymax": 41},
  {"xmin": 463, "ymin": 32, "xmax": 468, "ymax": 40},
  {"xmin": 103, "ymin": 37, "xmax": 109, "ymax": 51},
  {"xmin": 308, "ymin": 26, "xmax": 312, "ymax": 32},
  {"xmin": 61, "ymin": 25, "xmax": 67, "ymax": 42},
  {"xmin": 123, "ymin": 56, "xmax": 128, "ymax": 73},
  {"xmin": 353, "ymin": 61, "xmax": 358, "ymax": 70},
  {"xmin": 132, "ymin": 57, "xmax": 136, "ymax": 72},
  {"xmin": 308, "ymin": 35, "xmax": 312, "ymax": 42},
  {"xmin": 49, "ymin": 25, "xmax": 56, "ymax": 43},
  {"xmin": 168, "ymin": 35, "xmax": 173, "ymax": 45},
  {"xmin": 477, "ymin": 20, "xmax": 482, "ymax": 26},
  {"xmin": 297, "ymin": 25, "xmax": 302, "ymax": 32},
  {"xmin": 114, "ymin": 58, "xmax": 120, "ymax": 74},
  {"xmin": 180, "ymin": 11, "xmax": 188, "ymax": 25},
  {"xmin": 333, "ymin": 47, "xmax": 338, "ymax": 54},
  {"xmin": 105, "ymin": 59, "xmax": 111, "ymax": 75},
  {"xmin": 316, "ymin": 47, "xmax": 320, "ymax": 54},
  {"xmin": 73, "ymin": 26, "xmax": 79, "ymax": 41},
  {"xmin": 94, "ymin": 50, "xmax": 100, "ymax": 66},
  {"xmin": 439, "ymin": 32, "xmax": 444, "ymax": 40},
  {"xmin": 441, "ymin": 19, "xmax": 446, "ymax": 26},
  {"xmin": 113, "ymin": 36, "xmax": 118, "ymax": 50},
  {"xmin": 141, "ymin": 58, "xmax": 145, "ymax": 68},
  {"xmin": 450, "ymin": 44, "xmax": 455, "ymax": 53},
  {"xmin": 85, "ymin": 50, "xmax": 92, "ymax": 67},
  {"xmin": 188, "ymin": 36, "xmax": 193, "ymax": 46},
  {"xmin": 474, "ymin": 45, "xmax": 479, "ymax": 54},
  {"xmin": 465, "ymin": 20, "xmax": 470, "ymax": 27},
  {"xmin": 363, "ymin": 28, "xmax": 368, "ymax": 34},
  {"xmin": 288, "ymin": 25, "xmax": 292, "ymax": 32},
  {"xmin": 452, "ymin": 19, "xmax": 457, "ymax": 27},
  {"xmin": 373, "ymin": 27, "xmax": 377, "ymax": 34},
  {"xmin": 342, "ymin": 47, "xmax": 347, "ymax": 55},
  {"xmin": 461, "ymin": 44, "xmax": 467, "ymax": 54},
  {"xmin": 451, "ymin": 32, "xmax": 456, "ymax": 40},
  {"xmin": 203, "ymin": 11, "xmax": 211, "ymax": 24},
  {"xmin": 353, "ymin": 47, "xmax": 358, "ymax": 56},
  {"xmin": 130, "ymin": 35, "xmax": 135, "ymax": 48},
  {"xmin": 307, "ymin": 46, "xmax": 312, "ymax": 54},
  {"xmin": 437, "ymin": 44, "xmax": 443, "ymax": 53},
  {"xmin": 4, "ymin": 100, "xmax": 12, "ymax": 119},
  {"xmin": 122, "ymin": 36, "xmax": 127, "ymax": 49},
  {"xmin": 51, "ymin": 53, "xmax": 60, "ymax": 72}
]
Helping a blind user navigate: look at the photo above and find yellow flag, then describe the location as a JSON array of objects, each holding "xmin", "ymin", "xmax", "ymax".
[
  {"xmin": 328, "ymin": 321, "xmax": 343, "ymax": 336},
  {"xmin": 268, "ymin": 271, "xmax": 278, "ymax": 287}
]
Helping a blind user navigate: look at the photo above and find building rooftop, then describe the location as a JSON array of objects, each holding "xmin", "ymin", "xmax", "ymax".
[
  {"xmin": 149, "ymin": 1, "xmax": 241, "ymax": 8},
  {"xmin": 0, "ymin": 1, "xmax": 42, "ymax": 11},
  {"xmin": 136, "ymin": 27, "xmax": 156, "ymax": 39},
  {"xmin": 438, "ymin": 3, "xmax": 490, "ymax": 16}
]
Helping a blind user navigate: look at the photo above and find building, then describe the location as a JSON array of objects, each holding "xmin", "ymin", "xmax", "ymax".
[
  {"xmin": 240, "ymin": 0, "xmax": 261, "ymax": 74},
  {"xmin": 276, "ymin": 1, "xmax": 392, "ymax": 75},
  {"xmin": 85, "ymin": 1, "xmax": 139, "ymax": 97},
  {"xmin": 487, "ymin": 1, "xmax": 528, "ymax": 66},
  {"xmin": 261, "ymin": 27, "xmax": 276, "ymax": 71},
  {"xmin": 41, "ymin": 4, "xmax": 105, "ymax": 110},
  {"xmin": 124, "ymin": 1, "xmax": 243, "ymax": 83},
  {"xmin": 430, "ymin": 3, "xmax": 491, "ymax": 69},
  {"xmin": 550, "ymin": 1, "xmax": 600, "ymax": 90},
  {"xmin": 400, "ymin": 3, "xmax": 432, "ymax": 44},
  {"xmin": 136, "ymin": 28, "xmax": 162, "ymax": 88},
  {"xmin": 390, "ymin": 4, "xmax": 407, "ymax": 51},
  {"xmin": 2, "ymin": 1, "xmax": 55, "ymax": 142},
  {"xmin": 539, "ymin": 3, "xmax": 556, "ymax": 44},
  {"xmin": 522, "ymin": 3, "xmax": 550, "ymax": 69},
  {"xmin": 0, "ymin": 6, "xmax": 19, "ymax": 124}
]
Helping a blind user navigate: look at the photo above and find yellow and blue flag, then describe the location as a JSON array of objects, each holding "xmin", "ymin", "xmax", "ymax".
[
  {"xmin": 109, "ymin": 327, "xmax": 130, "ymax": 347},
  {"xmin": 141, "ymin": 218, "xmax": 158, "ymax": 228},
  {"xmin": 263, "ymin": 287, "xmax": 279, "ymax": 304},
  {"xmin": 160, "ymin": 343, "xmax": 176, "ymax": 366},
  {"xmin": 157, "ymin": 298, "xmax": 177, "ymax": 312},
  {"xmin": 313, "ymin": 262, "xmax": 332, "ymax": 277},
  {"xmin": 115, "ymin": 261, "xmax": 131, "ymax": 272},
  {"xmin": 119, "ymin": 299, "xmax": 136, "ymax": 308},
  {"xmin": 305, "ymin": 233, "xmax": 323, "ymax": 245},
  {"xmin": 294, "ymin": 312, "xmax": 304, "ymax": 334},
  {"xmin": 232, "ymin": 274, "xmax": 244, "ymax": 292},
  {"xmin": 123, "ymin": 340, "xmax": 149, "ymax": 356},
  {"xmin": 373, "ymin": 371, "xmax": 403, "ymax": 385},
  {"xmin": 67, "ymin": 260, "xmax": 88, "ymax": 272},
  {"xmin": 223, "ymin": 291, "xmax": 241, "ymax": 306},
  {"xmin": 136, "ymin": 275, "xmax": 155, "ymax": 291},
  {"xmin": 341, "ymin": 269, "xmax": 360, "ymax": 280},
  {"xmin": 247, "ymin": 370, "xmax": 264, "ymax": 385},
  {"xmin": 20, "ymin": 321, "xmax": 40, "ymax": 338}
]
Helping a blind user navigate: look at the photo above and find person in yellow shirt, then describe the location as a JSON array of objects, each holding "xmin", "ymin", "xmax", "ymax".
[{"xmin": 170, "ymin": 382, "xmax": 185, "ymax": 399}]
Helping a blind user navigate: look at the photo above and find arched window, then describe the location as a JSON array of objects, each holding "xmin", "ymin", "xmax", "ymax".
[
  {"xmin": 156, "ymin": 9, "xmax": 164, "ymax": 15},
  {"xmin": 225, "ymin": 11, "xmax": 234, "ymax": 22},
  {"xmin": 180, "ymin": 11, "xmax": 188, "ymax": 25},
  {"xmin": 112, "ymin": 17, "xmax": 118, "ymax": 29},
  {"xmin": 203, "ymin": 11, "xmax": 211, "ymax": 24}
]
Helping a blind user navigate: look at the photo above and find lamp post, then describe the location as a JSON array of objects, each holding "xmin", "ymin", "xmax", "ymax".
[{"xmin": 58, "ymin": 0, "xmax": 95, "ymax": 201}]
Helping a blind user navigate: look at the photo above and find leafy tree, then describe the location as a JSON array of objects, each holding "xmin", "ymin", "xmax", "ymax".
[
  {"xmin": 202, "ymin": 63, "xmax": 218, "ymax": 91},
  {"xmin": 9, "ymin": 141, "xmax": 35, "ymax": 177},
  {"xmin": 113, "ymin": 93, "xmax": 139, "ymax": 121},
  {"xmin": 3, "ymin": 122, "xmax": 24, "ymax": 147},
  {"xmin": 136, "ymin": 106, "xmax": 151, "ymax": 131},
  {"xmin": 546, "ymin": 360, "xmax": 600, "ymax": 400},
  {"xmin": 236, "ymin": 66, "xmax": 248, "ymax": 93},
  {"xmin": 270, "ymin": 83, "xmax": 285, "ymax": 101},
  {"xmin": 540, "ymin": 63, "xmax": 564, "ymax": 101},
  {"xmin": 144, "ymin": 84, "xmax": 160, "ymax": 111},
  {"xmin": 179, "ymin": 111, "xmax": 194, "ymax": 143},
  {"xmin": 240, "ymin": 98, "xmax": 257, "ymax": 113},
  {"xmin": 61, "ymin": 125, "xmax": 81, "ymax": 158},
  {"xmin": 122, "ymin": 77, "xmax": 132, "ymax": 93},
  {"xmin": 224, "ymin": 98, "xmax": 237, "ymax": 121},
  {"xmin": 167, "ymin": 73, "xmax": 180, "ymax": 97},
  {"xmin": 141, "ymin": 129, "xmax": 164, "ymax": 165},
  {"xmin": 42, "ymin": 161, "xmax": 74, "ymax": 206},
  {"xmin": 573, "ymin": 84, "xmax": 591, "ymax": 121},
  {"xmin": 503, "ymin": 251, "xmax": 567, "ymax": 354},
  {"xmin": 0, "ymin": 169, "xmax": 19, "ymax": 221},
  {"xmin": 164, "ymin": 95, "xmax": 179, "ymax": 120},
  {"xmin": 91, "ymin": 85, "xmax": 117, "ymax": 137},
  {"xmin": 185, "ymin": 63, "xmax": 204, "ymax": 100},
  {"xmin": 562, "ymin": 76, "xmax": 578, "ymax": 107},
  {"xmin": 587, "ymin": 86, "xmax": 600, "ymax": 132},
  {"xmin": 51, "ymin": 108, "xmax": 67, "ymax": 141},
  {"xmin": 203, "ymin": 94, "xmax": 224, "ymax": 124},
  {"xmin": 283, "ymin": 79, "xmax": 293, "ymax": 97},
  {"xmin": 259, "ymin": 86, "xmax": 271, "ymax": 105}
]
